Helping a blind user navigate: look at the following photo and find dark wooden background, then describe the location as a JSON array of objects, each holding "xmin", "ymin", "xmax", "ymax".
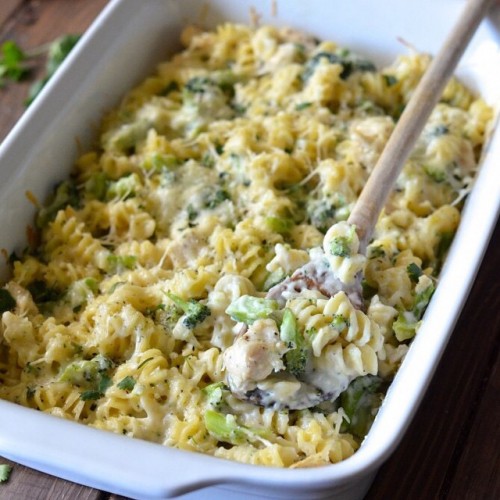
[{"xmin": 0, "ymin": 1, "xmax": 498, "ymax": 499}]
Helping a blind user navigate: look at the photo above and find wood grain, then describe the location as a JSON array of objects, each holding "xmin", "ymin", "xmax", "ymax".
[
  {"xmin": 0, "ymin": 0, "xmax": 110, "ymax": 142},
  {"xmin": 0, "ymin": 457, "xmax": 105, "ymax": 500},
  {"xmin": 0, "ymin": 0, "xmax": 24, "ymax": 26},
  {"xmin": 366, "ymin": 222, "xmax": 500, "ymax": 499},
  {"xmin": 0, "ymin": 1, "xmax": 499, "ymax": 499}
]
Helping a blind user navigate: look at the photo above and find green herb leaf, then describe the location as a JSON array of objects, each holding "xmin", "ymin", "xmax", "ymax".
[
  {"xmin": 0, "ymin": 464, "xmax": 12, "ymax": 483},
  {"xmin": 137, "ymin": 357, "xmax": 154, "ymax": 369},
  {"xmin": 407, "ymin": 263, "xmax": 423, "ymax": 283},
  {"xmin": 26, "ymin": 34, "xmax": 80, "ymax": 105},
  {"xmin": 295, "ymin": 102, "xmax": 312, "ymax": 111},
  {"xmin": 0, "ymin": 40, "xmax": 28, "ymax": 84},
  {"xmin": 80, "ymin": 390, "xmax": 103, "ymax": 401},
  {"xmin": 117, "ymin": 375, "xmax": 136, "ymax": 392},
  {"xmin": 35, "ymin": 180, "xmax": 80, "ymax": 228},
  {"xmin": 383, "ymin": 74, "xmax": 398, "ymax": 86}
]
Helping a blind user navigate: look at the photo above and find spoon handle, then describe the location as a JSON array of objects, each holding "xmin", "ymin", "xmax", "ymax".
[{"xmin": 348, "ymin": 0, "xmax": 494, "ymax": 250}]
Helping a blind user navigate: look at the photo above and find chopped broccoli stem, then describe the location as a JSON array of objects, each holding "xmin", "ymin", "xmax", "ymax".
[
  {"xmin": 280, "ymin": 308, "xmax": 309, "ymax": 378},
  {"xmin": 263, "ymin": 269, "xmax": 287, "ymax": 292},
  {"xmin": 295, "ymin": 102, "xmax": 312, "ymax": 111},
  {"xmin": 413, "ymin": 283, "xmax": 435, "ymax": 318},
  {"xmin": 104, "ymin": 254, "xmax": 137, "ymax": 274},
  {"xmin": 340, "ymin": 375, "xmax": 385, "ymax": 438},
  {"xmin": 204, "ymin": 409, "xmax": 248, "ymax": 445},
  {"xmin": 393, "ymin": 282, "xmax": 435, "ymax": 341},
  {"xmin": 143, "ymin": 153, "xmax": 179, "ymax": 172},
  {"xmin": 202, "ymin": 382, "xmax": 231, "ymax": 411},
  {"xmin": 60, "ymin": 354, "xmax": 114, "ymax": 401},
  {"xmin": 36, "ymin": 180, "xmax": 80, "ymax": 228},
  {"xmin": 66, "ymin": 277, "xmax": 99, "ymax": 311},
  {"xmin": 423, "ymin": 164, "xmax": 447, "ymax": 183},
  {"xmin": 393, "ymin": 312, "xmax": 418, "ymax": 341},
  {"xmin": 106, "ymin": 173, "xmax": 141, "ymax": 200},
  {"xmin": 204, "ymin": 409, "xmax": 268, "ymax": 445},
  {"xmin": 0, "ymin": 464, "xmax": 12, "ymax": 483},
  {"xmin": 265, "ymin": 217, "xmax": 294, "ymax": 234},
  {"xmin": 280, "ymin": 308, "xmax": 299, "ymax": 344},
  {"xmin": 225, "ymin": 295, "xmax": 279, "ymax": 324},
  {"xmin": 85, "ymin": 172, "xmax": 109, "ymax": 201},
  {"xmin": 165, "ymin": 292, "xmax": 210, "ymax": 328}
]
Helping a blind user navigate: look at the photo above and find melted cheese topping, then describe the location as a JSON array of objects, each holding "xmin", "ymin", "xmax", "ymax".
[{"xmin": 0, "ymin": 23, "xmax": 492, "ymax": 468}]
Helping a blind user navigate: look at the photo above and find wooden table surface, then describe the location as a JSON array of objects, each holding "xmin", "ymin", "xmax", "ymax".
[{"xmin": 0, "ymin": 1, "xmax": 499, "ymax": 499}]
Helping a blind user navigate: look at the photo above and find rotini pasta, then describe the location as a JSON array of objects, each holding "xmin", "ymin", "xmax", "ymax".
[{"xmin": 0, "ymin": 23, "xmax": 492, "ymax": 468}]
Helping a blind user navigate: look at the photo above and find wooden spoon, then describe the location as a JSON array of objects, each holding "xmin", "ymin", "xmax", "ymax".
[
  {"xmin": 224, "ymin": 0, "xmax": 494, "ymax": 411},
  {"xmin": 268, "ymin": 0, "xmax": 495, "ymax": 304},
  {"xmin": 349, "ymin": 0, "xmax": 495, "ymax": 252}
]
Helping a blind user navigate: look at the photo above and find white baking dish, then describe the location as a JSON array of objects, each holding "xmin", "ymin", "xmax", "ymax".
[{"xmin": 0, "ymin": 0, "xmax": 499, "ymax": 498}]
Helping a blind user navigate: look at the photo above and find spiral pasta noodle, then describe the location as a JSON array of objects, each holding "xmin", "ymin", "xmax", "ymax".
[{"xmin": 0, "ymin": 23, "xmax": 491, "ymax": 468}]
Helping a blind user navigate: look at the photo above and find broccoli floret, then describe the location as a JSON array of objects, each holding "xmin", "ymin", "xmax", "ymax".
[
  {"xmin": 104, "ymin": 254, "xmax": 137, "ymax": 274},
  {"xmin": 265, "ymin": 217, "xmax": 294, "ymax": 234},
  {"xmin": 204, "ymin": 409, "xmax": 269, "ymax": 446},
  {"xmin": 302, "ymin": 50, "xmax": 376, "ymax": 82},
  {"xmin": 152, "ymin": 304, "xmax": 183, "ymax": 333},
  {"xmin": 66, "ymin": 277, "xmax": 98, "ymax": 311},
  {"xmin": 423, "ymin": 164, "xmax": 447, "ymax": 183},
  {"xmin": 225, "ymin": 295, "xmax": 279, "ymax": 324},
  {"xmin": 36, "ymin": 180, "xmax": 80, "ymax": 228},
  {"xmin": 143, "ymin": 153, "xmax": 180, "ymax": 172},
  {"xmin": 85, "ymin": 172, "xmax": 109, "ymax": 201},
  {"xmin": 106, "ymin": 173, "xmax": 141, "ymax": 200},
  {"xmin": 203, "ymin": 188, "xmax": 231, "ymax": 209},
  {"xmin": 262, "ymin": 269, "xmax": 287, "ymax": 292},
  {"xmin": 202, "ymin": 381, "xmax": 232, "ymax": 411},
  {"xmin": 329, "ymin": 225, "xmax": 356, "ymax": 258},
  {"xmin": 340, "ymin": 375, "xmax": 386, "ymax": 438},
  {"xmin": 280, "ymin": 308, "xmax": 309, "ymax": 378},
  {"xmin": 60, "ymin": 354, "xmax": 114, "ymax": 401},
  {"xmin": 393, "ymin": 281, "xmax": 435, "ymax": 341},
  {"xmin": 165, "ymin": 292, "xmax": 210, "ymax": 329}
]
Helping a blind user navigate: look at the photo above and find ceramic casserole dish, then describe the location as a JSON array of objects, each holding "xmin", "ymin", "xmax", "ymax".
[{"xmin": 0, "ymin": 0, "xmax": 499, "ymax": 498}]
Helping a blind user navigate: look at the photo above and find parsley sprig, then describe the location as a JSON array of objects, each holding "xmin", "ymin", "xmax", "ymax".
[
  {"xmin": 0, "ymin": 41, "xmax": 29, "ymax": 85},
  {"xmin": 0, "ymin": 464, "xmax": 12, "ymax": 483},
  {"xmin": 0, "ymin": 34, "xmax": 80, "ymax": 105}
]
